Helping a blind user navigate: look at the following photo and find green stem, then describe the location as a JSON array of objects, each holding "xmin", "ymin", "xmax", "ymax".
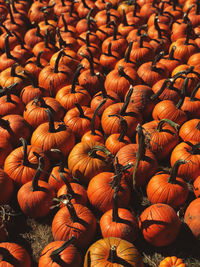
[
  {"xmin": 157, "ymin": 119, "xmax": 179, "ymax": 132},
  {"xmin": 168, "ymin": 160, "xmax": 186, "ymax": 183},
  {"xmin": 86, "ymin": 8, "xmax": 94, "ymax": 32},
  {"xmin": 107, "ymin": 246, "xmax": 118, "ymax": 263},
  {"xmin": 88, "ymin": 145, "xmax": 111, "ymax": 158},
  {"xmin": 31, "ymin": 157, "xmax": 44, "ymax": 192}
]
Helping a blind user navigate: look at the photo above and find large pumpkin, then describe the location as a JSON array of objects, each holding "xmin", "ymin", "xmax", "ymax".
[{"xmin": 84, "ymin": 237, "xmax": 144, "ymax": 266}]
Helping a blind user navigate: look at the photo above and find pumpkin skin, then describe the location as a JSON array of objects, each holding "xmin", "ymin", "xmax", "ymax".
[
  {"xmin": 52, "ymin": 203, "xmax": 97, "ymax": 248},
  {"xmin": 87, "ymin": 172, "xmax": 130, "ymax": 213},
  {"xmin": 139, "ymin": 203, "xmax": 181, "ymax": 247},
  {"xmin": 116, "ymin": 143, "xmax": 158, "ymax": 187},
  {"xmin": 38, "ymin": 240, "xmax": 82, "ymax": 267},
  {"xmin": 84, "ymin": 237, "xmax": 144, "ymax": 267},
  {"xmin": 193, "ymin": 176, "xmax": 200, "ymax": 198},
  {"xmin": 184, "ymin": 198, "xmax": 200, "ymax": 239},
  {"xmin": 68, "ymin": 140, "xmax": 112, "ymax": 184},
  {"xmin": 100, "ymin": 207, "xmax": 139, "ymax": 243},
  {"xmin": 146, "ymin": 168, "xmax": 188, "ymax": 209},
  {"xmin": 159, "ymin": 256, "xmax": 186, "ymax": 267},
  {"xmin": 0, "ymin": 242, "xmax": 31, "ymax": 267}
]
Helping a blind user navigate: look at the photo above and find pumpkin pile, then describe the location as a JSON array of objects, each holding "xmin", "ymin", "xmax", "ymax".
[{"xmin": 0, "ymin": 0, "xmax": 200, "ymax": 265}]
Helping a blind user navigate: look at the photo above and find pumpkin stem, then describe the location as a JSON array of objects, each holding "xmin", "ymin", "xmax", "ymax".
[
  {"xmin": 31, "ymin": 157, "xmax": 44, "ymax": 192},
  {"xmin": 36, "ymin": 24, "xmax": 43, "ymax": 38},
  {"xmin": 56, "ymin": 27, "xmax": 66, "ymax": 49},
  {"xmin": 59, "ymin": 171, "xmax": 75, "ymax": 198},
  {"xmin": 0, "ymin": 23, "xmax": 12, "ymax": 35},
  {"xmin": 82, "ymin": 0, "xmax": 90, "ymax": 9},
  {"xmin": 122, "ymin": 9, "xmax": 128, "ymax": 26},
  {"xmin": 11, "ymin": 63, "xmax": 18, "ymax": 77},
  {"xmin": 136, "ymin": 24, "xmax": 147, "ymax": 36},
  {"xmin": 0, "ymin": 247, "xmax": 18, "ymax": 265},
  {"xmin": 75, "ymin": 102, "xmax": 91, "ymax": 120},
  {"xmin": 0, "ymin": 118, "xmax": 11, "ymax": 130},
  {"xmin": 168, "ymin": 160, "xmax": 187, "ymax": 183},
  {"xmin": 7, "ymin": 3, "xmax": 15, "ymax": 25},
  {"xmin": 150, "ymin": 78, "xmax": 172, "ymax": 101},
  {"xmin": 11, "ymin": 0, "xmax": 18, "ymax": 14},
  {"xmin": 107, "ymin": 245, "xmax": 118, "ymax": 263},
  {"xmin": 133, "ymin": 0, "xmax": 138, "ymax": 17},
  {"xmin": 124, "ymin": 41, "xmax": 133, "ymax": 63},
  {"xmin": 45, "ymin": 108, "xmax": 56, "ymax": 133},
  {"xmin": 172, "ymin": 0, "xmax": 178, "ymax": 10},
  {"xmin": 70, "ymin": 65, "xmax": 84, "ymax": 93},
  {"xmin": 157, "ymin": 119, "xmax": 179, "ymax": 132},
  {"xmin": 184, "ymin": 23, "xmax": 192, "ymax": 45},
  {"xmin": 118, "ymin": 66, "xmax": 134, "ymax": 86},
  {"xmin": 69, "ymin": 0, "xmax": 75, "ymax": 17},
  {"xmin": 117, "ymin": 117, "xmax": 128, "ymax": 142},
  {"xmin": 66, "ymin": 200, "xmax": 79, "ymax": 222},
  {"xmin": 50, "ymin": 236, "xmax": 76, "ymax": 263},
  {"xmin": 190, "ymin": 142, "xmax": 200, "ymax": 155},
  {"xmin": 107, "ymin": 42, "xmax": 113, "ymax": 56},
  {"xmin": 190, "ymin": 82, "xmax": 200, "ymax": 101},
  {"xmin": 86, "ymin": 8, "xmax": 94, "ymax": 32},
  {"xmin": 154, "ymin": 15, "xmax": 162, "ymax": 39},
  {"xmin": 88, "ymin": 145, "xmax": 111, "ymax": 159},
  {"xmin": 96, "ymin": 73, "xmax": 108, "ymax": 98},
  {"xmin": 151, "ymin": 51, "xmax": 164, "ymax": 71},
  {"xmin": 80, "ymin": 47, "xmax": 95, "ymax": 76},
  {"xmin": 120, "ymin": 85, "xmax": 133, "ymax": 115},
  {"xmin": 112, "ymin": 186, "xmax": 120, "ymax": 222},
  {"xmin": 112, "ymin": 21, "xmax": 117, "ymax": 41},
  {"xmin": 5, "ymin": 34, "xmax": 13, "ymax": 59},
  {"xmin": 106, "ymin": 9, "xmax": 111, "ymax": 25},
  {"xmin": 61, "ymin": 14, "xmax": 68, "ymax": 32},
  {"xmin": 176, "ymin": 77, "xmax": 189, "ymax": 109},
  {"xmin": 139, "ymin": 33, "xmax": 147, "ymax": 48},
  {"xmin": 196, "ymin": 0, "xmax": 200, "ymax": 14},
  {"xmin": 20, "ymin": 137, "xmax": 30, "ymax": 166},
  {"xmin": 132, "ymin": 124, "xmax": 146, "ymax": 187},
  {"xmin": 54, "ymin": 49, "xmax": 64, "ymax": 73},
  {"xmin": 61, "ymin": 0, "xmax": 65, "ymax": 6},
  {"xmin": 90, "ymin": 99, "xmax": 106, "ymax": 135},
  {"xmin": 35, "ymin": 51, "xmax": 43, "ymax": 68},
  {"xmin": 44, "ymin": 29, "xmax": 49, "ymax": 48},
  {"xmin": 168, "ymin": 45, "xmax": 176, "ymax": 60}
]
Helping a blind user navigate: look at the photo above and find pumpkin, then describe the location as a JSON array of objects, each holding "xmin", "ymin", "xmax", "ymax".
[
  {"xmin": 87, "ymin": 161, "xmax": 131, "ymax": 213},
  {"xmin": 193, "ymin": 175, "xmax": 200, "ymax": 198},
  {"xmin": 84, "ymin": 237, "xmax": 144, "ymax": 266},
  {"xmin": 159, "ymin": 256, "xmax": 186, "ymax": 267},
  {"xmin": 4, "ymin": 138, "xmax": 50, "ymax": 186},
  {"xmin": 17, "ymin": 157, "xmax": 55, "ymax": 218},
  {"xmin": 52, "ymin": 200, "xmax": 97, "ymax": 248},
  {"xmin": 68, "ymin": 140, "xmax": 112, "ymax": 184},
  {"xmin": 184, "ymin": 198, "xmax": 200, "ymax": 239},
  {"xmin": 38, "ymin": 237, "xmax": 82, "ymax": 267},
  {"xmin": 99, "ymin": 186, "xmax": 139, "ymax": 242},
  {"xmin": 31, "ymin": 108, "xmax": 75, "ymax": 160},
  {"xmin": 0, "ymin": 242, "xmax": 31, "ymax": 267},
  {"xmin": 146, "ymin": 160, "xmax": 189, "ymax": 209},
  {"xmin": 139, "ymin": 203, "xmax": 181, "ymax": 247}
]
